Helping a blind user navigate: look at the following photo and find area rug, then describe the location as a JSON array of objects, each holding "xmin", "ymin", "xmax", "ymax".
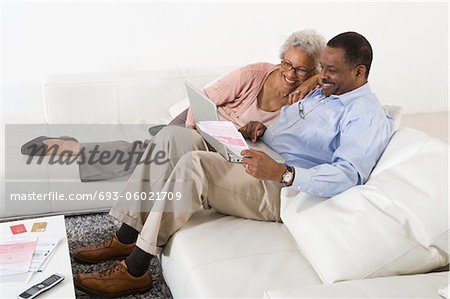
[{"xmin": 65, "ymin": 213, "xmax": 173, "ymax": 298}]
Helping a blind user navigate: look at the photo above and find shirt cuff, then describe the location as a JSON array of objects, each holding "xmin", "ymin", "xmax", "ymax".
[{"xmin": 290, "ymin": 166, "xmax": 313, "ymax": 193}]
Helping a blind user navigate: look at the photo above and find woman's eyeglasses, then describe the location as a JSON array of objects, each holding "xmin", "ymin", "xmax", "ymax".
[{"xmin": 280, "ymin": 60, "xmax": 315, "ymax": 77}]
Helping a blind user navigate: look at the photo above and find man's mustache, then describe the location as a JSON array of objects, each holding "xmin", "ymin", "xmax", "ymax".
[{"xmin": 320, "ymin": 79, "xmax": 333, "ymax": 85}]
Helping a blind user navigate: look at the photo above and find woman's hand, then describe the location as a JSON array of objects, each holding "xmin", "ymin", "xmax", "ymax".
[
  {"xmin": 238, "ymin": 121, "xmax": 267, "ymax": 142},
  {"xmin": 287, "ymin": 74, "xmax": 320, "ymax": 104}
]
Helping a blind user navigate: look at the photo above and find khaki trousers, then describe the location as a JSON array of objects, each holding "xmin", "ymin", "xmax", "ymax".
[{"xmin": 110, "ymin": 126, "xmax": 282, "ymax": 255}]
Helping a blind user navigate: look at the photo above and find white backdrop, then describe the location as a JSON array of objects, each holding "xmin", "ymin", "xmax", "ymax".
[{"xmin": 1, "ymin": 1, "xmax": 448, "ymax": 123}]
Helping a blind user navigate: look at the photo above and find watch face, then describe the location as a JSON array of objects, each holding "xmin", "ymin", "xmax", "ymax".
[{"xmin": 283, "ymin": 171, "xmax": 293, "ymax": 184}]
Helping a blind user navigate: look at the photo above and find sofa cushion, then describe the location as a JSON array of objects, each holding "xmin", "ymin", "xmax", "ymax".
[
  {"xmin": 44, "ymin": 67, "xmax": 233, "ymax": 124},
  {"xmin": 281, "ymin": 128, "xmax": 449, "ymax": 283},
  {"xmin": 161, "ymin": 209, "xmax": 322, "ymax": 298},
  {"xmin": 263, "ymin": 271, "xmax": 449, "ymax": 298}
]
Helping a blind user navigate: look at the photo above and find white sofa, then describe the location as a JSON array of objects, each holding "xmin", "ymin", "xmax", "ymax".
[
  {"xmin": 2, "ymin": 68, "xmax": 448, "ymax": 298},
  {"xmin": 161, "ymin": 127, "xmax": 449, "ymax": 298}
]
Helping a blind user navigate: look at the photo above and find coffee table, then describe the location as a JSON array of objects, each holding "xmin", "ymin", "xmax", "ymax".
[{"xmin": 1, "ymin": 215, "xmax": 75, "ymax": 298}]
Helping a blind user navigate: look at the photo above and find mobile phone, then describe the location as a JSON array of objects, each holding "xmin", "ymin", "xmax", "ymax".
[{"xmin": 17, "ymin": 273, "xmax": 64, "ymax": 299}]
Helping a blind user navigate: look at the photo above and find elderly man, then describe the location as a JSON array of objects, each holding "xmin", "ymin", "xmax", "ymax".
[{"xmin": 74, "ymin": 31, "xmax": 394, "ymax": 297}]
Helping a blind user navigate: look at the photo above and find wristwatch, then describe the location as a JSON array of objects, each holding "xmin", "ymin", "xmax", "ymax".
[{"xmin": 281, "ymin": 165, "xmax": 295, "ymax": 186}]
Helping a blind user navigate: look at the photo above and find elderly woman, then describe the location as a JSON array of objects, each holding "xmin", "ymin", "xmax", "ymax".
[{"xmin": 22, "ymin": 29, "xmax": 325, "ymax": 182}]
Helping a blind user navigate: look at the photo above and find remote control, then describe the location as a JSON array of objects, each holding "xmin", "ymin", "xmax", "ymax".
[{"xmin": 17, "ymin": 273, "xmax": 64, "ymax": 299}]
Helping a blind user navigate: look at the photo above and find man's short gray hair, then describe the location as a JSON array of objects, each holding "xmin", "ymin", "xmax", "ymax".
[{"xmin": 279, "ymin": 29, "xmax": 326, "ymax": 73}]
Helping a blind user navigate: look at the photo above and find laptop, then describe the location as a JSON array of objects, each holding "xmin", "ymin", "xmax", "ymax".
[{"xmin": 185, "ymin": 81, "xmax": 285, "ymax": 163}]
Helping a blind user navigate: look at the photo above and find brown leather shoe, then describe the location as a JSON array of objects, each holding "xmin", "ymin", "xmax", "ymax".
[
  {"xmin": 74, "ymin": 234, "xmax": 135, "ymax": 264},
  {"xmin": 74, "ymin": 261, "xmax": 152, "ymax": 297}
]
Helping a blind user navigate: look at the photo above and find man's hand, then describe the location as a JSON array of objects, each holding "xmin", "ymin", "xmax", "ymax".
[
  {"xmin": 286, "ymin": 74, "xmax": 320, "ymax": 105},
  {"xmin": 241, "ymin": 149, "xmax": 286, "ymax": 181},
  {"xmin": 238, "ymin": 121, "xmax": 267, "ymax": 143}
]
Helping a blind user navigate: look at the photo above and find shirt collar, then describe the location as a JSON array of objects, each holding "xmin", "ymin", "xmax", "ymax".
[{"xmin": 310, "ymin": 82, "xmax": 372, "ymax": 104}]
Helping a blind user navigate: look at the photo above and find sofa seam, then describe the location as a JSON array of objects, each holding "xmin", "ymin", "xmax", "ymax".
[{"xmin": 184, "ymin": 249, "xmax": 302, "ymax": 279}]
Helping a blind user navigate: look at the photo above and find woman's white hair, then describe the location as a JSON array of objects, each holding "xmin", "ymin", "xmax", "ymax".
[{"xmin": 279, "ymin": 29, "xmax": 326, "ymax": 73}]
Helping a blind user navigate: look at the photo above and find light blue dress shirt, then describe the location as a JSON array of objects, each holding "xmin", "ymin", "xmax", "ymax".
[{"xmin": 262, "ymin": 83, "xmax": 394, "ymax": 197}]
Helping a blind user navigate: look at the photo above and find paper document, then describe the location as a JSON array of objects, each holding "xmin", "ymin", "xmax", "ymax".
[
  {"xmin": 197, "ymin": 121, "xmax": 249, "ymax": 157},
  {"xmin": 0, "ymin": 271, "xmax": 33, "ymax": 283},
  {"xmin": 30, "ymin": 237, "xmax": 61, "ymax": 272},
  {"xmin": 0, "ymin": 239, "xmax": 37, "ymax": 277}
]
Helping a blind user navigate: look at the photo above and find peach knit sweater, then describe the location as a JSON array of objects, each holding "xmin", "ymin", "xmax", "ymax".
[{"xmin": 185, "ymin": 63, "xmax": 281, "ymax": 128}]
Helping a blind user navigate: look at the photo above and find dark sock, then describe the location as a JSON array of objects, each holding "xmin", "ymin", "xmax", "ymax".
[
  {"xmin": 116, "ymin": 223, "xmax": 139, "ymax": 244},
  {"xmin": 125, "ymin": 247, "xmax": 153, "ymax": 277}
]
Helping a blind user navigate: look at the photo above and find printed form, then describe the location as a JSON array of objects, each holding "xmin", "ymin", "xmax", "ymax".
[{"xmin": 197, "ymin": 121, "xmax": 249, "ymax": 157}]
